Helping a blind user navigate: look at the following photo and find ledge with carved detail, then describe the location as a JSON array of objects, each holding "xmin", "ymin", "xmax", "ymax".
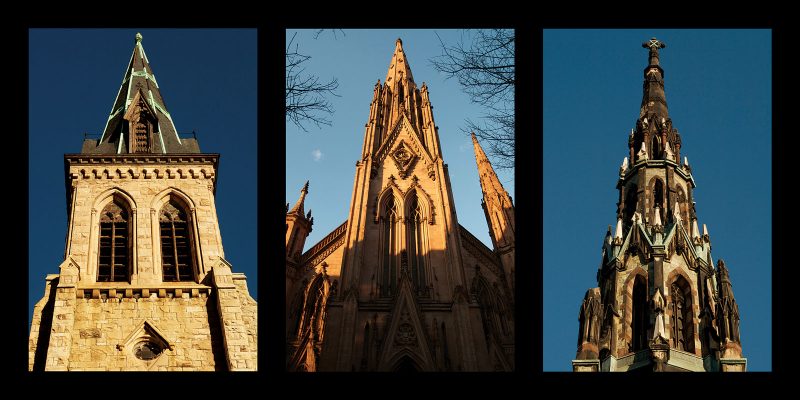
[{"xmin": 73, "ymin": 284, "xmax": 215, "ymax": 300}]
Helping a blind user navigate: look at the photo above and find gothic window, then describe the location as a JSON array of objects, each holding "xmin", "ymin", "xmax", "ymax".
[
  {"xmin": 631, "ymin": 276, "xmax": 647, "ymax": 352},
  {"xmin": 127, "ymin": 96, "xmax": 154, "ymax": 153},
  {"xmin": 623, "ymin": 184, "xmax": 638, "ymax": 227},
  {"xmin": 651, "ymin": 134, "xmax": 662, "ymax": 159},
  {"xmin": 97, "ymin": 200, "xmax": 130, "ymax": 282},
  {"xmin": 473, "ymin": 276, "xmax": 506, "ymax": 351},
  {"xmin": 676, "ymin": 187, "xmax": 689, "ymax": 230},
  {"xmin": 160, "ymin": 200, "xmax": 195, "ymax": 282},
  {"xmin": 653, "ymin": 179, "xmax": 664, "ymax": 223},
  {"xmin": 670, "ymin": 279, "xmax": 695, "ymax": 352},
  {"xmin": 297, "ymin": 275, "xmax": 327, "ymax": 341},
  {"xmin": 406, "ymin": 194, "xmax": 427, "ymax": 295},
  {"xmin": 381, "ymin": 197, "xmax": 399, "ymax": 297}
]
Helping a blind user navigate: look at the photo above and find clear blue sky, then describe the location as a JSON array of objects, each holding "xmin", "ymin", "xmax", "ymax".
[
  {"xmin": 286, "ymin": 29, "xmax": 514, "ymax": 253},
  {"xmin": 28, "ymin": 29, "xmax": 258, "ymax": 321},
  {"xmin": 544, "ymin": 29, "xmax": 771, "ymax": 371}
]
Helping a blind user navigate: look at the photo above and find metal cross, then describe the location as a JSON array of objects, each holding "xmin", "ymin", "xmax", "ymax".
[{"xmin": 642, "ymin": 37, "xmax": 666, "ymax": 51}]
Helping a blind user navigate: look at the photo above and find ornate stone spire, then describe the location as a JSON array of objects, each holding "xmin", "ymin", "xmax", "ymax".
[
  {"xmin": 640, "ymin": 37, "xmax": 669, "ymax": 120},
  {"xmin": 289, "ymin": 181, "xmax": 310, "ymax": 216},
  {"xmin": 385, "ymin": 38, "xmax": 415, "ymax": 85}
]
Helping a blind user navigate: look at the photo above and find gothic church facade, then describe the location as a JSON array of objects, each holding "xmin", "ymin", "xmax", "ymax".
[
  {"xmin": 286, "ymin": 39, "xmax": 515, "ymax": 371},
  {"xmin": 572, "ymin": 38, "xmax": 745, "ymax": 372},
  {"xmin": 28, "ymin": 33, "xmax": 257, "ymax": 371}
]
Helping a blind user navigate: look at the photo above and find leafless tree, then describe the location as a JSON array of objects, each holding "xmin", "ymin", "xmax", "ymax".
[
  {"xmin": 431, "ymin": 29, "xmax": 515, "ymax": 170},
  {"xmin": 286, "ymin": 32, "xmax": 340, "ymax": 131}
]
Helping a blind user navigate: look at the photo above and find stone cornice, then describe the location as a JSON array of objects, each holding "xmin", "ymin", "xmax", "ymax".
[
  {"xmin": 459, "ymin": 224, "xmax": 503, "ymax": 278},
  {"xmin": 301, "ymin": 221, "xmax": 348, "ymax": 271},
  {"xmin": 65, "ymin": 153, "xmax": 219, "ymax": 166}
]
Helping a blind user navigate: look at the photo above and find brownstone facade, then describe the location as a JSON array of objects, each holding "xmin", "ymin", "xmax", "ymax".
[
  {"xmin": 572, "ymin": 38, "xmax": 745, "ymax": 372},
  {"xmin": 286, "ymin": 39, "xmax": 515, "ymax": 371}
]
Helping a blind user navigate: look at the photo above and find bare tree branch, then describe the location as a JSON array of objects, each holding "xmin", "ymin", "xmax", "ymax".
[
  {"xmin": 431, "ymin": 29, "xmax": 515, "ymax": 170},
  {"xmin": 286, "ymin": 32, "xmax": 340, "ymax": 132},
  {"xmin": 313, "ymin": 29, "xmax": 346, "ymax": 40}
]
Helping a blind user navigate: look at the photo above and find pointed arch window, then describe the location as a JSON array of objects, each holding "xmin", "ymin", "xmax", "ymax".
[
  {"xmin": 381, "ymin": 197, "xmax": 399, "ymax": 297},
  {"xmin": 298, "ymin": 276, "xmax": 327, "ymax": 340},
  {"xmin": 651, "ymin": 135, "xmax": 662, "ymax": 159},
  {"xmin": 406, "ymin": 194, "xmax": 427, "ymax": 295},
  {"xmin": 631, "ymin": 276, "xmax": 647, "ymax": 352},
  {"xmin": 624, "ymin": 184, "xmax": 638, "ymax": 228},
  {"xmin": 653, "ymin": 179, "xmax": 664, "ymax": 222},
  {"xmin": 160, "ymin": 200, "xmax": 195, "ymax": 282},
  {"xmin": 97, "ymin": 200, "xmax": 130, "ymax": 282},
  {"xmin": 473, "ymin": 276, "xmax": 508, "ymax": 351},
  {"xmin": 670, "ymin": 280, "xmax": 694, "ymax": 352},
  {"xmin": 125, "ymin": 93, "xmax": 157, "ymax": 154}
]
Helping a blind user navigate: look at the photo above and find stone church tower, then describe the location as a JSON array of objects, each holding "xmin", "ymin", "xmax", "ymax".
[
  {"xmin": 286, "ymin": 39, "xmax": 515, "ymax": 371},
  {"xmin": 28, "ymin": 33, "xmax": 257, "ymax": 371},
  {"xmin": 572, "ymin": 38, "xmax": 745, "ymax": 372}
]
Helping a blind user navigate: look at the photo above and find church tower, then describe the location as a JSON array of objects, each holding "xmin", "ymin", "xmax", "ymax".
[
  {"xmin": 572, "ymin": 38, "xmax": 745, "ymax": 372},
  {"xmin": 286, "ymin": 39, "xmax": 515, "ymax": 372},
  {"xmin": 28, "ymin": 33, "xmax": 257, "ymax": 371}
]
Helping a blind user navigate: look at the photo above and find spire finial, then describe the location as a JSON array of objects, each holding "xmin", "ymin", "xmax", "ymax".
[
  {"xmin": 642, "ymin": 37, "xmax": 666, "ymax": 54},
  {"xmin": 396, "ymin": 37, "xmax": 403, "ymax": 46},
  {"xmin": 135, "ymin": 32, "xmax": 143, "ymax": 44},
  {"xmin": 302, "ymin": 180, "xmax": 309, "ymax": 193}
]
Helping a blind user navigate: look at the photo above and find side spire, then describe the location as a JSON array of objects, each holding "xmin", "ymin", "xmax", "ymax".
[
  {"xmin": 472, "ymin": 133, "xmax": 515, "ymax": 294},
  {"xmin": 289, "ymin": 180, "xmax": 310, "ymax": 216},
  {"xmin": 86, "ymin": 32, "xmax": 200, "ymax": 155}
]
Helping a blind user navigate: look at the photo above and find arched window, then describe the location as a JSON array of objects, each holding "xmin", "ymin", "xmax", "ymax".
[
  {"xmin": 631, "ymin": 276, "xmax": 648, "ymax": 352},
  {"xmin": 670, "ymin": 279, "xmax": 695, "ymax": 352},
  {"xmin": 623, "ymin": 184, "xmax": 638, "ymax": 227},
  {"xmin": 676, "ymin": 187, "xmax": 689, "ymax": 231},
  {"xmin": 473, "ymin": 275, "xmax": 507, "ymax": 351},
  {"xmin": 651, "ymin": 135, "xmax": 662, "ymax": 159},
  {"xmin": 381, "ymin": 197, "xmax": 399, "ymax": 297},
  {"xmin": 160, "ymin": 200, "xmax": 195, "ymax": 282},
  {"xmin": 406, "ymin": 194, "xmax": 426, "ymax": 294},
  {"xmin": 653, "ymin": 179, "xmax": 664, "ymax": 223},
  {"xmin": 97, "ymin": 200, "xmax": 130, "ymax": 282},
  {"xmin": 298, "ymin": 276, "xmax": 326, "ymax": 339}
]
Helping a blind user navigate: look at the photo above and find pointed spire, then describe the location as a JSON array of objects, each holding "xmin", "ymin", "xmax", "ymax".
[
  {"xmin": 640, "ymin": 37, "xmax": 669, "ymax": 120},
  {"xmin": 702, "ymin": 223, "xmax": 710, "ymax": 242},
  {"xmin": 89, "ymin": 32, "xmax": 197, "ymax": 155},
  {"xmin": 613, "ymin": 217, "xmax": 624, "ymax": 245},
  {"xmin": 385, "ymin": 38, "xmax": 415, "ymax": 85},
  {"xmin": 637, "ymin": 141, "xmax": 648, "ymax": 161},
  {"xmin": 664, "ymin": 141, "xmax": 674, "ymax": 161},
  {"xmin": 620, "ymin": 157, "xmax": 629, "ymax": 175},
  {"xmin": 289, "ymin": 180, "xmax": 310, "ymax": 216},
  {"xmin": 673, "ymin": 201, "xmax": 682, "ymax": 223},
  {"xmin": 653, "ymin": 205, "xmax": 663, "ymax": 227}
]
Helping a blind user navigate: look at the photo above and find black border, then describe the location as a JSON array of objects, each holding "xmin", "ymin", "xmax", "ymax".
[{"xmin": 10, "ymin": 11, "xmax": 791, "ymax": 391}]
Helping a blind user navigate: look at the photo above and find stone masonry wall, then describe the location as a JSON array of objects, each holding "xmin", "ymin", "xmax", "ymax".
[
  {"xmin": 68, "ymin": 294, "xmax": 220, "ymax": 371},
  {"xmin": 66, "ymin": 162, "xmax": 222, "ymax": 285}
]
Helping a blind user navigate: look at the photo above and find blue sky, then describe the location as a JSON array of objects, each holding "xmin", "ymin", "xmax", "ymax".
[
  {"xmin": 286, "ymin": 29, "xmax": 514, "ymax": 253},
  {"xmin": 544, "ymin": 29, "xmax": 771, "ymax": 371},
  {"xmin": 28, "ymin": 29, "xmax": 257, "ymax": 321}
]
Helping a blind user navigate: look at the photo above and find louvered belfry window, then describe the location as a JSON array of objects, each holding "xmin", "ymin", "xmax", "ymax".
[
  {"xmin": 97, "ymin": 201, "xmax": 130, "ymax": 282},
  {"xmin": 160, "ymin": 201, "xmax": 194, "ymax": 282}
]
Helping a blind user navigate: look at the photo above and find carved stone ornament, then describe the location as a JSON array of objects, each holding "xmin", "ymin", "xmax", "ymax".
[
  {"xmin": 394, "ymin": 322, "xmax": 418, "ymax": 347},
  {"xmin": 391, "ymin": 141, "xmax": 417, "ymax": 179}
]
